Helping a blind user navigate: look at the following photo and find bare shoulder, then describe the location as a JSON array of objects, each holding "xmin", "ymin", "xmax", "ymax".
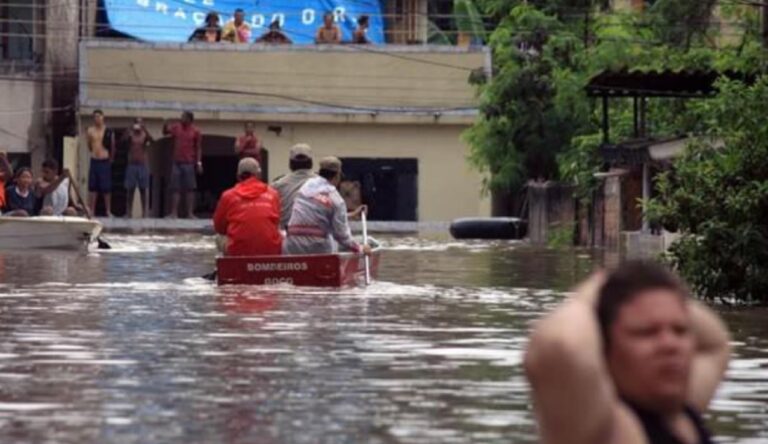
[
  {"xmin": 525, "ymin": 300, "xmax": 616, "ymax": 444},
  {"xmin": 609, "ymin": 403, "xmax": 650, "ymax": 444}
]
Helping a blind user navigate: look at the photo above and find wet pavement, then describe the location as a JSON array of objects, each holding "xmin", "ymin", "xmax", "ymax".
[{"xmin": 0, "ymin": 234, "xmax": 765, "ymax": 443}]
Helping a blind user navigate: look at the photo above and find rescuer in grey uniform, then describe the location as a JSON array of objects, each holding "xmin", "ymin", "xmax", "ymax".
[{"xmin": 283, "ymin": 156, "xmax": 371, "ymax": 256}]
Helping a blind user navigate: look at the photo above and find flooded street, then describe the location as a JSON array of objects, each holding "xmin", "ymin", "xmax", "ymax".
[{"xmin": 0, "ymin": 234, "xmax": 766, "ymax": 443}]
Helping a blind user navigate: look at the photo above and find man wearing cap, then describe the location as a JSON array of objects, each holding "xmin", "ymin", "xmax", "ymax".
[
  {"xmin": 284, "ymin": 156, "xmax": 371, "ymax": 255},
  {"xmin": 271, "ymin": 143, "xmax": 316, "ymax": 229},
  {"xmin": 213, "ymin": 158, "xmax": 282, "ymax": 256}
]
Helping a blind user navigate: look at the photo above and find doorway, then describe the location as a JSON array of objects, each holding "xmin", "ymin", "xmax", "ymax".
[{"xmin": 339, "ymin": 158, "xmax": 418, "ymax": 221}]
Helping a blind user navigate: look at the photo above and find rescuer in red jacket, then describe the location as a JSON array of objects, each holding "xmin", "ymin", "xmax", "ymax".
[{"xmin": 213, "ymin": 158, "xmax": 282, "ymax": 256}]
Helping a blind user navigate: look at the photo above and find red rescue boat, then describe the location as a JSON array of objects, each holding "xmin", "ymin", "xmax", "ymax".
[{"xmin": 216, "ymin": 241, "xmax": 382, "ymax": 287}]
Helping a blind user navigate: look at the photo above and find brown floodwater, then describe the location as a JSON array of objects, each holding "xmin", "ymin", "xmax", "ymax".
[{"xmin": 0, "ymin": 233, "xmax": 765, "ymax": 443}]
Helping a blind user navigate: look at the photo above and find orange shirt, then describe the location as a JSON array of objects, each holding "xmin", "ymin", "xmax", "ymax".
[
  {"xmin": 213, "ymin": 178, "xmax": 282, "ymax": 256},
  {"xmin": 0, "ymin": 180, "xmax": 6, "ymax": 209}
]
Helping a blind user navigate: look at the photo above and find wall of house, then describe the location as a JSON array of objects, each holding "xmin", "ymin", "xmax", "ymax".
[
  {"xmin": 76, "ymin": 117, "xmax": 491, "ymax": 221},
  {"xmin": 80, "ymin": 41, "xmax": 489, "ymax": 119},
  {"xmin": 0, "ymin": 78, "xmax": 46, "ymax": 154}
]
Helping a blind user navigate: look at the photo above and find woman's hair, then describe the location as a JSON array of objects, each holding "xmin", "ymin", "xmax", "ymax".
[
  {"xmin": 205, "ymin": 12, "xmax": 220, "ymax": 26},
  {"xmin": 358, "ymin": 15, "xmax": 369, "ymax": 27},
  {"xmin": 596, "ymin": 261, "xmax": 688, "ymax": 350}
]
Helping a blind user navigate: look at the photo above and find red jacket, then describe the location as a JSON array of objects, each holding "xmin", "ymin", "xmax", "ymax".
[{"xmin": 213, "ymin": 178, "xmax": 282, "ymax": 256}]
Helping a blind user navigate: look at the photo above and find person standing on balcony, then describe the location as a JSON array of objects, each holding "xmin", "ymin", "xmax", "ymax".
[
  {"xmin": 163, "ymin": 111, "xmax": 202, "ymax": 219},
  {"xmin": 255, "ymin": 20, "xmax": 292, "ymax": 44},
  {"xmin": 189, "ymin": 12, "xmax": 222, "ymax": 43},
  {"xmin": 86, "ymin": 109, "xmax": 115, "ymax": 217},
  {"xmin": 122, "ymin": 118, "xmax": 153, "ymax": 218},
  {"xmin": 315, "ymin": 12, "xmax": 341, "ymax": 44},
  {"xmin": 222, "ymin": 8, "xmax": 252, "ymax": 43},
  {"xmin": 234, "ymin": 122, "xmax": 262, "ymax": 162},
  {"xmin": 353, "ymin": 15, "xmax": 370, "ymax": 44}
]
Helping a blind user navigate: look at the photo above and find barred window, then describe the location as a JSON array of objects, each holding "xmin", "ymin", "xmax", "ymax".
[{"xmin": 0, "ymin": 0, "xmax": 42, "ymax": 62}]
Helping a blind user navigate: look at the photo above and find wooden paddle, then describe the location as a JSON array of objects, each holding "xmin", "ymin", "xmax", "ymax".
[
  {"xmin": 361, "ymin": 207, "xmax": 371, "ymax": 286},
  {"xmin": 68, "ymin": 173, "xmax": 111, "ymax": 250}
]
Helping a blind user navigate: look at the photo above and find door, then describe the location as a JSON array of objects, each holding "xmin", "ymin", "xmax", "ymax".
[{"xmin": 339, "ymin": 158, "xmax": 418, "ymax": 221}]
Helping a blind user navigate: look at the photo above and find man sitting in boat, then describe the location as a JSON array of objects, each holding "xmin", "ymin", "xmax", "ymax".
[
  {"xmin": 4, "ymin": 168, "xmax": 38, "ymax": 217},
  {"xmin": 36, "ymin": 158, "xmax": 77, "ymax": 216},
  {"xmin": 272, "ymin": 143, "xmax": 315, "ymax": 229},
  {"xmin": 213, "ymin": 158, "xmax": 282, "ymax": 256},
  {"xmin": 284, "ymin": 156, "xmax": 371, "ymax": 256}
]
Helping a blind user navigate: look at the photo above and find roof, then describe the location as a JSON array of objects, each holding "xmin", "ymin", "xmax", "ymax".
[
  {"xmin": 586, "ymin": 69, "xmax": 752, "ymax": 98},
  {"xmin": 600, "ymin": 136, "xmax": 688, "ymax": 166}
]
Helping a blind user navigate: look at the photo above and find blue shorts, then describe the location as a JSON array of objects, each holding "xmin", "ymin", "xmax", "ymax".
[
  {"xmin": 88, "ymin": 158, "xmax": 112, "ymax": 193},
  {"xmin": 170, "ymin": 162, "xmax": 197, "ymax": 192},
  {"xmin": 124, "ymin": 163, "xmax": 150, "ymax": 190}
]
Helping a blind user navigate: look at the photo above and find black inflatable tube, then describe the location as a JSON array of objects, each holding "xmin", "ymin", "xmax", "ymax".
[{"xmin": 449, "ymin": 217, "xmax": 528, "ymax": 240}]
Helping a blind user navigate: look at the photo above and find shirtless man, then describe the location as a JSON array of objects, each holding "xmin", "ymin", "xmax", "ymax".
[
  {"xmin": 315, "ymin": 12, "xmax": 341, "ymax": 44},
  {"xmin": 122, "ymin": 118, "xmax": 153, "ymax": 218},
  {"xmin": 86, "ymin": 109, "xmax": 115, "ymax": 216},
  {"xmin": 525, "ymin": 261, "xmax": 730, "ymax": 444}
]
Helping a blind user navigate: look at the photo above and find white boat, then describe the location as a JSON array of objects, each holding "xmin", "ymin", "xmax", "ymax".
[{"xmin": 0, "ymin": 216, "xmax": 103, "ymax": 251}]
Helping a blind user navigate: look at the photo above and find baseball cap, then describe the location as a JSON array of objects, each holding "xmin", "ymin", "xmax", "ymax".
[
  {"xmin": 237, "ymin": 157, "xmax": 262, "ymax": 177},
  {"xmin": 289, "ymin": 143, "xmax": 313, "ymax": 161},
  {"xmin": 319, "ymin": 156, "xmax": 342, "ymax": 173}
]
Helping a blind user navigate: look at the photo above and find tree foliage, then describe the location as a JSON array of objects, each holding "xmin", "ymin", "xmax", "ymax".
[
  {"xmin": 465, "ymin": 5, "xmax": 586, "ymax": 191},
  {"xmin": 648, "ymin": 78, "xmax": 768, "ymax": 303},
  {"xmin": 466, "ymin": 0, "xmax": 760, "ymax": 196},
  {"xmin": 467, "ymin": 0, "xmax": 768, "ymax": 301}
]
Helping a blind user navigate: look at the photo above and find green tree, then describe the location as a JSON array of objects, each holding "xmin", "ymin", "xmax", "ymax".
[
  {"xmin": 465, "ymin": 5, "xmax": 585, "ymax": 191},
  {"xmin": 649, "ymin": 77, "xmax": 768, "ymax": 303}
]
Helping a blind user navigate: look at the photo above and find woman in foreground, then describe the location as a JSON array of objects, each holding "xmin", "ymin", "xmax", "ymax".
[{"xmin": 525, "ymin": 261, "xmax": 730, "ymax": 444}]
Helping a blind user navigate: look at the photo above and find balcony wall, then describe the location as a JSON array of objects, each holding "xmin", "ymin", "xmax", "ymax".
[{"xmin": 79, "ymin": 40, "xmax": 490, "ymax": 125}]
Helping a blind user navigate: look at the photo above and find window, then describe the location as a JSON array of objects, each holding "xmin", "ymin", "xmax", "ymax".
[{"xmin": 0, "ymin": 0, "xmax": 40, "ymax": 62}]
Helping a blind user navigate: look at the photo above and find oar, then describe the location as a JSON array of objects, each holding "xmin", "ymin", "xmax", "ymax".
[
  {"xmin": 361, "ymin": 207, "xmax": 371, "ymax": 286},
  {"xmin": 68, "ymin": 174, "xmax": 111, "ymax": 250}
]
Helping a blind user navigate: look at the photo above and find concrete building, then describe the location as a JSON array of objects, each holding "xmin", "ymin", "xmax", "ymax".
[
  {"xmin": 77, "ymin": 41, "xmax": 492, "ymax": 221},
  {"xmin": 0, "ymin": 0, "xmax": 491, "ymax": 221}
]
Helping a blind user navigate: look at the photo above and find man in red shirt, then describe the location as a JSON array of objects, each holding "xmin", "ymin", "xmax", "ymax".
[
  {"xmin": 163, "ymin": 111, "xmax": 202, "ymax": 218},
  {"xmin": 213, "ymin": 158, "xmax": 282, "ymax": 256},
  {"xmin": 234, "ymin": 121, "xmax": 262, "ymax": 162}
]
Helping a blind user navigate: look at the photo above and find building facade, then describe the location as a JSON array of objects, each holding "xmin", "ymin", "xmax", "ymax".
[{"xmin": 77, "ymin": 41, "xmax": 492, "ymax": 221}]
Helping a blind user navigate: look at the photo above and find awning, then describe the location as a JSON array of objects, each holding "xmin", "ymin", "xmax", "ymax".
[
  {"xmin": 103, "ymin": 0, "xmax": 384, "ymax": 43},
  {"xmin": 586, "ymin": 68, "xmax": 753, "ymax": 98}
]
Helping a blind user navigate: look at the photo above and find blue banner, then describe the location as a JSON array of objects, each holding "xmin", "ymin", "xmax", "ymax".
[{"xmin": 104, "ymin": 0, "xmax": 385, "ymax": 44}]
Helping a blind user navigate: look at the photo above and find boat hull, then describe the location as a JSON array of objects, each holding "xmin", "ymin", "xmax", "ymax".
[
  {"xmin": 216, "ymin": 250, "xmax": 381, "ymax": 287},
  {"xmin": 0, "ymin": 216, "xmax": 103, "ymax": 251}
]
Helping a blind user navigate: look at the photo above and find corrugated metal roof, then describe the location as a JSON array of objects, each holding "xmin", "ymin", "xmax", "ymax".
[{"xmin": 586, "ymin": 69, "xmax": 751, "ymax": 98}]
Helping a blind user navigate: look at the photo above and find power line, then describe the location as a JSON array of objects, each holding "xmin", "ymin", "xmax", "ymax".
[{"xmin": 0, "ymin": 74, "xmax": 478, "ymax": 113}]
